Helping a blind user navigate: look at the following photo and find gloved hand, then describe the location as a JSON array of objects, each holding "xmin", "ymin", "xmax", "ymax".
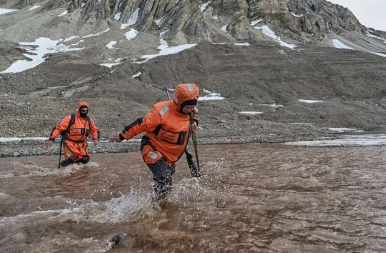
[
  {"xmin": 187, "ymin": 157, "xmax": 201, "ymax": 177},
  {"xmin": 45, "ymin": 139, "xmax": 53, "ymax": 148},
  {"xmin": 93, "ymin": 139, "xmax": 99, "ymax": 146}
]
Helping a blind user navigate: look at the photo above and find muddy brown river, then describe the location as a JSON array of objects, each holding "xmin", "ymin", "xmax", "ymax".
[{"xmin": 1, "ymin": 143, "xmax": 386, "ymax": 253}]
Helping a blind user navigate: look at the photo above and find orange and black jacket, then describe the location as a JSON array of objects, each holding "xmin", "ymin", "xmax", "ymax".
[
  {"xmin": 49, "ymin": 102, "xmax": 100, "ymax": 142},
  {"xmin": 120, "ymin": 84, "xmax": 199, "ymax": 163}
]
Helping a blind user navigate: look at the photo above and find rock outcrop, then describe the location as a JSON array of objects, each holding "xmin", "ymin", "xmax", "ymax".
[
  {"xmin": 1, "ymin": 0, "xmax": 385, "ymax": 48},
  {"xmin": 58, "ymin": 0, "xmax": 368, "ymax": 44}
]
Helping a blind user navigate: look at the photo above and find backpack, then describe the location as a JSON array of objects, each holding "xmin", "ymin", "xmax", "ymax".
[{"xmin": 50, "ymin": 114, "xmax": 91, "ymax": 139}]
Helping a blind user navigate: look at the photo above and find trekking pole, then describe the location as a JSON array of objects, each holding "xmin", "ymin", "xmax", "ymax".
[
  {"xmin": 163, "ymin": 86, "xmax": 200, "ymax": 177},
  {"xmin": 58, "ymin": 136, "xmax": 63, "ymax": 168},
  {"xmin": 189, "ymin": 111, "xmax": 200, "ymax": 175},
  {"xmin": 163, "ymin": 86, "xmax": 170, "ymax": 99}
]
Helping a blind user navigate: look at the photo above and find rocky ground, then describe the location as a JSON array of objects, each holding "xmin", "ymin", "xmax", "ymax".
[
  {"xmin": 1, "ymin": 41, "xmax": 386, "ymax": 157},
  {"xmin": 1, "ymin": 0, "xmax": 386, "ymax": 157}
]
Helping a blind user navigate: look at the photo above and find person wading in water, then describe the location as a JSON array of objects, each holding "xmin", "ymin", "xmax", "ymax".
[
  {"xmin": 46, "ymin": 102, "xmax": 100, "ymax": 167},
  {"xmin": 109, "ymin": 83, "xmax": 200, "ymax": 202}
]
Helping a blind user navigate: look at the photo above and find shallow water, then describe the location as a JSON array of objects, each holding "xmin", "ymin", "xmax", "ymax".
[{"xmin": 1, "ymin": 143, "xmax": 386, "ymax": 252}]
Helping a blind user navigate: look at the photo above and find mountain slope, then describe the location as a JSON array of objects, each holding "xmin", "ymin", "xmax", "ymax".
[{"xmin": 0, "ymin": 0, "xmax": 386, "ymax": 148}]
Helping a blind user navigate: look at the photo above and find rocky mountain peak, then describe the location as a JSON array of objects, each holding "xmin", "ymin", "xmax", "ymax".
[
  {"xmin": 57, "ymin": 0, "xmax": 367, "ymax": 45},
  {"xmin": 287, "ymin": 0, "xmax": 364, "ymax": 34},
  {"xmin": 0, "ymin": 0, "xmax": 385, "ymax": 64}
]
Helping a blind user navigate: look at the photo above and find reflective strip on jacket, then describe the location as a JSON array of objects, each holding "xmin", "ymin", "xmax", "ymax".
[
  {"xmin": 50, "ymin": 114, "xmax": 99, "ymax": 142},
  {"xmin": 50, "ymin": 102, "xmax": 99, "ymax": 142},
  {"xmin": 122, "ymin": 83, "xmax": 199, "ymax": 163}
]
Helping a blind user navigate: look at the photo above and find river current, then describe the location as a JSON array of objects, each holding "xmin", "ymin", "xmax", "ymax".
[{"xmin": 1, "ymin": 143, "xmax": 386, "ymax": 252}]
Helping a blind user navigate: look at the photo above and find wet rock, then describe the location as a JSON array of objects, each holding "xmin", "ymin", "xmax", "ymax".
[{"xmin": 108, "ymin": 233, "xmax": 130, "ymax": 248}]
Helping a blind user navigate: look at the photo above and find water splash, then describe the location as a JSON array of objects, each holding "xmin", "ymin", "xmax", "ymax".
[
  {"xmin": 81, "ymin": 188, "xmax": 154, "ymax": 223},
  {"xmin": 0, "ymin": 162, "xmax": 99, "ymax": 178}
]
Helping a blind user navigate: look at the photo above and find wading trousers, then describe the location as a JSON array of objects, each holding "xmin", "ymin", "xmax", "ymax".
[
  {"xmin": 146, "ymin": 158, "xmax": 175, "ymax": 201},
  {"xmin": 61, "ymin": 139, "xmax": 90, "ymax": 167}
]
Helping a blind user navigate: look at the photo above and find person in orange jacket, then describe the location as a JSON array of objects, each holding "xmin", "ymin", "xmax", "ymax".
[
  {"xmin": 110, "ymin": 83, "xmax": 200, "ymax": 201},
  {"xmin": 46, "ymin": 102, "xmax": 100, "ymax": 167}
]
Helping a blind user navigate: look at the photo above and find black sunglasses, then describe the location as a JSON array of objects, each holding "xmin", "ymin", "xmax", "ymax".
[{"xmin": 80, "ymin": 109, "xmax": 88, "ymax": 112}]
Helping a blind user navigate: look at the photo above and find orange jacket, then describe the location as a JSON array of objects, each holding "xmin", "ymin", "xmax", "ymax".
[
  {"xmin": 121, "ymin": 84, "xmax": 199, "ymax": 163},
  {"xmin": 49, "ymin": 102, "xmax": 100, "ymax": 142}
]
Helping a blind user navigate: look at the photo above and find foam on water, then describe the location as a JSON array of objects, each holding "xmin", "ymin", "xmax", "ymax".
[
  {"xmin": 80, "ymin": 188, "xmax": 153, "ymax": 223},
  {"xmin": 0, "ymin": 207, "xmax": 82, "ymax": 226},
  {"xmin": 0, "ymin": 162, "xmax": 99, "ymax": 178},
  {"xmin": 28, "ymin": 236, "xmax": 110, "ymax": 253}
]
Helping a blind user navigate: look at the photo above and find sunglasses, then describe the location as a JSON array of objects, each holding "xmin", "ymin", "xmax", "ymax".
[{"xmin": 80, "ymin": 109, "xmax": 88, "ymax": 112}]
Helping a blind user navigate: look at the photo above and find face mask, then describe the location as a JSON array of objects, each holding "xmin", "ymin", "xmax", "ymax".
[{"xmin": 80, "ymin": 108, "xmax": 88, "ymax": 118}]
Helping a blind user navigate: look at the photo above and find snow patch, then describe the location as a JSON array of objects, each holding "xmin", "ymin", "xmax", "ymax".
[
  {"xmin": 71, "ymin": 40, "xmax": 84, "ymax": 46},
  {"xmin": 254, "ymin": 25, "xmax": 297, "ymax": 49},
  {"xmin": 291, "ymin": 12, "xmax": 303, "ymax": 18},
  {"xmin": 0, "ymin": 8, "xmax": 17, "ymax": 15},
  {"xmin": 234, "ymin": 42, "xmax": 250, "ymax": 46},
  {"xmin": 125, "ymin": 29, "xmax": 138, "ymax": 40},
  {"xmin": 0, "ymin": 137, "xmax": 47, "ymax": 143},
  {"xmin": 199, "ymin": 91, "xmax": 225, "ymax": 101},
  {"xmin": 106, "ymin": 41, "xmax": 117, "ymax": 49},
  {"xmin": 114, "ymin": 12, "xmax": 121, "ymax": 20},
  {"xmin": 1, "ymin": 38, "xmax": 84, "ymax": 74},
  {"xmin": 200, "ymin": 1, "xmax": 212, "ymax": 12},
  {"xmin": 58, "ymin": 10, "xmax": 68, "ymax": 17},
  {"xmin": 366, "ymin": 31, "xmax": 386, "ymax": 43},
  {"xmin": 100, "ymin": 58, "xmax": 122, "ymax": 68},
  {"xmin": 298, "ymin": 99, "xmax": 324, "ymax": 104},
  {"xmin": 328, "ymin": 128, "xmax": 364, "ymax": 133},
  {"xmin": 137, "ymin": 33, "xmax": 197, "ymax": 63},
  {"xmin": 132, "ymin": 72, "xmax": 142, "ymax": 78},
  {"xmin": 29, "ymin": 5, "xmax": 40, "ymax": 10},
  {"xmin": 121, "ymin": 8, "xmax": 140, "ymax": 29},
  {"xmin": 64, "ymin": 36, "xmax": 79, "ymax": 42},
  {"xmin": 332, "ymin": 39, "xmax": 354, "ymax": 50},
  {"xmin": 259, "ymin": 103, "xmax": 284, "ymax": 108},
  {"xmin": 250, "ymin": 19, "xmax": 263, "ymax": 26},
  {"xmin": 239, "ymin": 111, "xmax": 263, "ymax": 115},
  {"xmin": 155, "ymin": 17, "xmax": 164, "ymax": 26},
  {"xmin": 371, "ymin": 52, "xmax": 386, "ymax": 58},
  {"xmin": 82, "ymin": 28, "xmax": 110, "ymax": 38}
]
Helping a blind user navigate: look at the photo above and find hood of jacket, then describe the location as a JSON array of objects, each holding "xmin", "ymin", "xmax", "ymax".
[
  {"xmin": 76, "ymin": 101, "xmax": 90, "ymax": 116},
  {"xmin": 173, "ymin": 83, "xmax": 199, "ymax": 111}
]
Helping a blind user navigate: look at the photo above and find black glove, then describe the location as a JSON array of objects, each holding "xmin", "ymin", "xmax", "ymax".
[{"xmin": 187, "ymin": 155, "xmax": 201, "ymax": 177}]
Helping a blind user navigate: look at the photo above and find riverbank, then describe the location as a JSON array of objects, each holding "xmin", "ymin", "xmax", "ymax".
[{"xmin": 0, "ymin": 131, "xmax": 341, "ymax": 157}]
